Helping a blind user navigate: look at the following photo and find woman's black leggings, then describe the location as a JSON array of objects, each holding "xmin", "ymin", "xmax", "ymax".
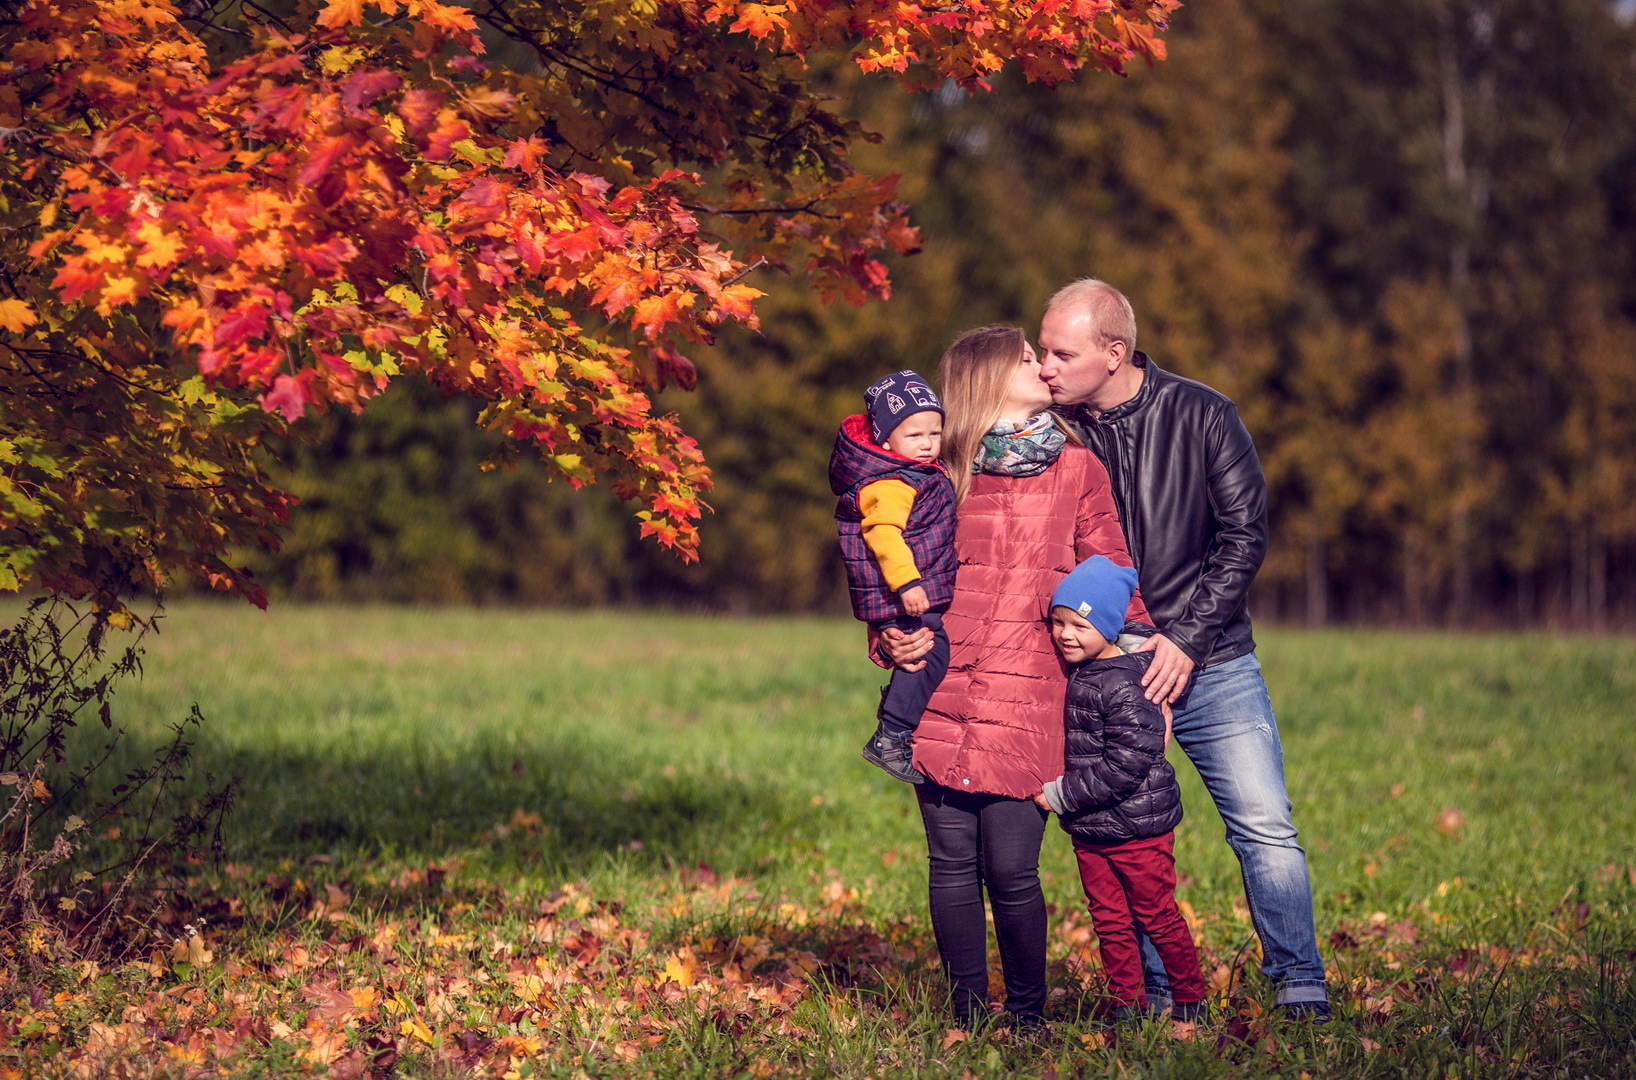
[{"xmin": 916, "ymin": 782, "xmax": 1049, "ymax": 1023}]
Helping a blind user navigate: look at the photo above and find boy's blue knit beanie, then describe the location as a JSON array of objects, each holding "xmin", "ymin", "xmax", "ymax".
[
  {"xmin": 1051, "ymin": 555, "xmax": 1140, "ymax": 643},
  {"xmin": 864, "ymin": 370, "xmax": 943, "ymax": 445}
]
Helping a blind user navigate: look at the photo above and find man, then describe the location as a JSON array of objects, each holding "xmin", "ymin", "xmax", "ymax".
[{"xmin": 1037, "ymin": 278, "xmax": 1329, "ymax": 1020}]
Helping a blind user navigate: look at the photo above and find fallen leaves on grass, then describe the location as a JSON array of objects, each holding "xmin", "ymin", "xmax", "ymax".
[
  {"xmin": 2, "ymin": 863, "xmax": 919, "ymax": 1076},
  {"xmin": 5, "ymin": 856, "xmax": 1634, "ymax": 1076}
]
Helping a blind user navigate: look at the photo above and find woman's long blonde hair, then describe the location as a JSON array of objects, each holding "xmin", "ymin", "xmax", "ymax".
[{"xmin": 938, "ymin": 325, "xmax": 1077, "ymax": 504}]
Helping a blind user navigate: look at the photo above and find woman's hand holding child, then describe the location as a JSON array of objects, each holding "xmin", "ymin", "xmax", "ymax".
[{"xmin": 879, "ymin": 624, "xmax": 937, "ymax": 671}]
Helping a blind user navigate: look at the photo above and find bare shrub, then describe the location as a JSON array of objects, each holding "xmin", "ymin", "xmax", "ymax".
[{"xmin": 0, "ymin": 598, "xmax": 234, "ymax": 966}]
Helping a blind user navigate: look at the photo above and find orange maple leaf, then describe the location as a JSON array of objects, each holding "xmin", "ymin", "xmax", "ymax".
[
  {"xmin": 0, "ymin": 299, "xmax": 37, "ymax": 334},
  {"xmin": 316, "ymin": 0, "xmax": 366, "ymax": 28},
  {"xmin": 632, "ymin": 292, "xmax": 692, "ymax": 339},
  {"xmin": 133, "ymin": 221, "xmax": 183, "ymax": 270},
  {"xmin": 96, "ymin": 275, "xmax": 140, "ymax": 314},
  {"xmin": 661, "ymin": 948, "xmax": 699, "ymax": 987},
  {"xmin": 715, "ymin": 284, "xmax": 761, "ymax": 322},
  {"xmin": 728, "ymin": 3, "xmax": 790, "ymax": 39},
  {"xmin": 412, "ymin": 0, "xmax": 478, "ymax": 34}
]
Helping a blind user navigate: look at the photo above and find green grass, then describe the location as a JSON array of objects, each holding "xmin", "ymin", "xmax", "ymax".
[
  {"xmin": 19, "ymin": 605, "xmax": 1636, "ymax": 1077},
  {"xmin": 110, "ymin": 606, "xmax": 1636, "ymax": 918}
]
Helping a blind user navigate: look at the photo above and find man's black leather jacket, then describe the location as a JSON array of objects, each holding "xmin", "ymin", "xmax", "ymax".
[{"xmin": 1062, "ymin": 355, "xmax": 1266, "ymax": 669}]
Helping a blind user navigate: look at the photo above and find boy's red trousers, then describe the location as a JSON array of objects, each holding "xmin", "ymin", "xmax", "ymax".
[{"xmin": 1072, "ymin": 831, "xmax": 1207, "ymax": 1010}]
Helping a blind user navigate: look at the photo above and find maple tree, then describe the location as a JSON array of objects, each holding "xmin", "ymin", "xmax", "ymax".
[{"xmin": 0, "ymin": 0, "xmax": 1176, "ymax": 614}]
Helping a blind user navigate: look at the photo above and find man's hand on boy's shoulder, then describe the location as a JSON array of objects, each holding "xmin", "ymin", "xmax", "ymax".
[{"xmin": 1133, "ymin": 632, "xmax": 1195, "ymax": 704}]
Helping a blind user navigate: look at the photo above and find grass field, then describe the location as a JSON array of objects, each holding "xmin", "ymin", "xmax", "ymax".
[{"xmin": 9, "ymin": 605, "xmax": 1636, "ymax": 1077}]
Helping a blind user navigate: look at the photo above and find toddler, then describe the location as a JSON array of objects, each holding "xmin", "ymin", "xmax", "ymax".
[
  {"xmin": 1036, "ymin": 555, "xmax": 1208, "ymax": 1024},
  {"xmin": 829, "ymin": 370, "xmax": 957, "ymax": 784}
]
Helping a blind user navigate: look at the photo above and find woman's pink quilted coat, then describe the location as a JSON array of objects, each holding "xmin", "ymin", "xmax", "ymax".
[{"xmin": 911, "ymin": 444, "xmax": 1150, "ymax": 799}]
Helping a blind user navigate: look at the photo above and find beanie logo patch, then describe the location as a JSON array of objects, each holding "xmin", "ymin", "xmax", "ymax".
[{"xmin": 1077, "ymin": 601, "xmax": 1093, "ymax": 618}]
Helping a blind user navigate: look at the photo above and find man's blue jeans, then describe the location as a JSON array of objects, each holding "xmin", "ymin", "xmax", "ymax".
[{"xmin": 1139, "ymin": 651, "xmax": 1328, "ymax": 1007}]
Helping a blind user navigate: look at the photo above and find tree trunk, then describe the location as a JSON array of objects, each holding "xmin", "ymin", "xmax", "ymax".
[
  {"xmin": 1569, "ymin": 525, "xmax": 1588, "ymax": 625},
  {"xmin": 1306, "ymin": 528, "xmax": 1328, "ymax": 627},
  {"xmin": 1515, "ymin": 565, "xmax": 1535, "ymax": 625},
  {"xmin": 1589, "ymin": 529, "xmax": 1607, "ymax": 630},
  {"xmin": 1403, "ymin": 530, "xmax": 1426, "ymax": 626},
  {"xmin": 1437, "ymin": 0, "xmax": 1493, "ymax": 625}
]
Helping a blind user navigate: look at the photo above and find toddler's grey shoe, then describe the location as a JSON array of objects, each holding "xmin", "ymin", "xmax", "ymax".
[{"xmin": 862, "ymin": 725, "xmax": 924, "ymax": 784}]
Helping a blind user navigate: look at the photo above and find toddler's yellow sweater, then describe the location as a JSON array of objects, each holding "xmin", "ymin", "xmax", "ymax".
[{"xmin": 857, "ymin": 478, "xmax": 923, "ymax": 592}]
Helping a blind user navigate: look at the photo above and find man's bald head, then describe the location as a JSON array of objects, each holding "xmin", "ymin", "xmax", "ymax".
[
  {"xmin": 1045, "ymin": 278, "xmax": 1138, "ymax": 355},
  {"xmin": 1038, "ymin": 279, "xmax": 1144, "ymax": 413}
]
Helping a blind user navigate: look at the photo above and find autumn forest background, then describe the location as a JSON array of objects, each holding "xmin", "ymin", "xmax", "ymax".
[{"xmin": 247, "ymin": 0, "xmax": 1636, "ymax": 629}]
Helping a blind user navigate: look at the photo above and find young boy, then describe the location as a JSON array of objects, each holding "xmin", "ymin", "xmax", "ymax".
[
  {"xmin": 1035, "ymin": 555, "xmax": 1208, "ymax": 1024},
  {"xmin": 829, "ymin": 370, "xmax": 957, "ymax": 784}
]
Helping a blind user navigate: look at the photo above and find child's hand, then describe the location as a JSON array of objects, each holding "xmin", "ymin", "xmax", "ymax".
[
  {"xmin": 901, "ymin": 584, "xmax": 930, "ymax": 616},
  {"xmin": 1161, "ymin": 701, "xmax": 1174, "ymax": 750},
  {"xmin": 1032, "ymin": 791, "xmax": 1052, "ymax": 812}
]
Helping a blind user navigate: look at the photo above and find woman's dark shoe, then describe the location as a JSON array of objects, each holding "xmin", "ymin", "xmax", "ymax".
[
  {"xmin": 1010, "ymin": 1013, "xmax": 1052, "ymax": 1039},
  {"xmin": 862, "ymin": 725, "xmax": 925, "ymax": 783}
]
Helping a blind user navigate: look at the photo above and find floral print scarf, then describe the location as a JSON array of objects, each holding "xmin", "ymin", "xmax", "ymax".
[{"xmin": 973, "ymin": 412, "xmax": 1067, "ymax": 477}]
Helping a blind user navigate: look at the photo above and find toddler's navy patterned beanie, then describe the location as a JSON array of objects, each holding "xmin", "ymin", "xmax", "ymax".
[{"xmin": 864, "ymin": 370, "xmax": 943, "ymax": 445}]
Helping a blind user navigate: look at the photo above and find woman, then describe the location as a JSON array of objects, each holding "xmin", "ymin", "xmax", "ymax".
[{"xmin": 879, "ymin": 325, "xmax": 1149, "ymax": 1030}]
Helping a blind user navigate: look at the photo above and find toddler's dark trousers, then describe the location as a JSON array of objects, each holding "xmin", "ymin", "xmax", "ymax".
[{"xmin": 873, "ymin": 611, "xmax": 948, "ymax": 735}]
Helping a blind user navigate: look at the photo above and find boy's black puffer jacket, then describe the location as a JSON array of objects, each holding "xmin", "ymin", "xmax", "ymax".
[{"xmin": 1055, "ymin": 651, "xmax": 1183, "ymax": 844}]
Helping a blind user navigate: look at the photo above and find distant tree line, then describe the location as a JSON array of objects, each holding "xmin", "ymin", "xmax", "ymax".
[{"xmin": 240, "ymin": 0, "xmax": 1636, "ymax": 627}]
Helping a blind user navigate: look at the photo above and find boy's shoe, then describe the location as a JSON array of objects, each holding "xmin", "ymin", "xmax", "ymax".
[
  {"xmin": 1171, "ymin": 1000, "xmax": 1209, "ymax": 1023},
  {"xmin": 861, "ymin": 725, "xmax": 924, "ymax": 783},
  {"xmin": 1107, "ymin": 1003, "xmax": 1145, "ymax": 1026},
  {"xmin": 1279, "ymin": 1000, "xmax": 1332, "ymax": 1024}
]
